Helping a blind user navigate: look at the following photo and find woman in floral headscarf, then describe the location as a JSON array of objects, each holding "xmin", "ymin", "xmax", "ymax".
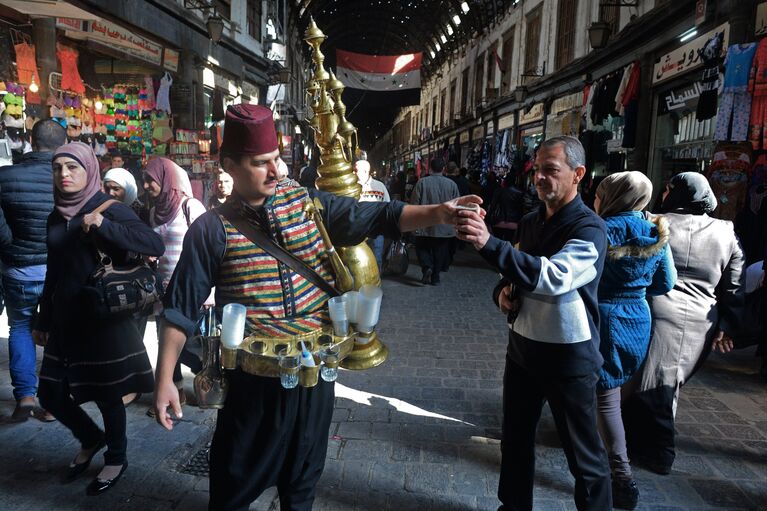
[
  {"xmin": 33, "ymin": 142, "xmax": 164, "ymax": 495},
  {"xmin": 142, "ymin": 157, "xmax": 207, "ymax": 407}
]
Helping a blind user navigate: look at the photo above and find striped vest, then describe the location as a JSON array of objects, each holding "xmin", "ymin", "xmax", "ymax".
[{"xmin": 216, "ymin": 186, "xmax": 335, "ymax": 337}]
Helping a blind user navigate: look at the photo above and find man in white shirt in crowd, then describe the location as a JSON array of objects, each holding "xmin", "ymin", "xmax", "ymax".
[{"xmin": 354, "ymin": 151, "xmax": 390, "ymax": 270}]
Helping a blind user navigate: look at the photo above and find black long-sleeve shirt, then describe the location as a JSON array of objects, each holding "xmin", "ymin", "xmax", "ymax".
[
  {"xmin": 163, "ymin": 189, "xmax": 406, "ymax": 337},
  {"xmin": 480, "ymin": 196, "xmax": 608, "ymax": 376}
]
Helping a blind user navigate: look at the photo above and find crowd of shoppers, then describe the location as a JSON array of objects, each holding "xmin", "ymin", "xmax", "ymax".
[{"xmin": 0, "ymin": 118, "xmax": 761, "ymax": 511}]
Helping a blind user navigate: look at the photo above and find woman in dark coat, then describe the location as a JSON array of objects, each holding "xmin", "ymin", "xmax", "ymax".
[
  {"xmin": 593, "ymin": 171, "xmax": 676, "ymax": 510},
  {"xmin": 32, "ymin": 142, "xmax": 164, "ymax": 495}
]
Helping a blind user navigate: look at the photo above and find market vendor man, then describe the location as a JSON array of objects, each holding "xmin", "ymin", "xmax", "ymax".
[{"xmin": 153, "ymin": 104, "xmax": 482, "ymax": 511}]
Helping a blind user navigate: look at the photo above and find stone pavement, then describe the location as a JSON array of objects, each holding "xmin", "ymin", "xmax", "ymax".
[{"xmin": 0, "ymin": 249, "xmax": 765, "ymax": 511}]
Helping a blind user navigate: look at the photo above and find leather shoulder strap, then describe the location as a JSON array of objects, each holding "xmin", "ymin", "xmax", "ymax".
[{"xmin": 218, "ymin": 203, "xmax": 340, "ymax": 298}]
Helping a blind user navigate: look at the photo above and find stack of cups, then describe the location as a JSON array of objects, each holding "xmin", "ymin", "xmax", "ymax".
[
  {"xmin": 355, "ymin": 285, "xmax": 383, "ymax": 334},
  {"xmin": 328, "ymin": 296, "xmax": 349, "ymax": 336},
  {"xmin": 342, "ymin": 290, "xmax": 359, "ymax": 331},
  {"xmin": 220, "ymin": 303, "xmax": 247, "ymax": 349}
]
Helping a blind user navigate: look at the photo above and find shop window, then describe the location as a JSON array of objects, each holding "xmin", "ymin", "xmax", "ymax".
[
  {"xmin": 500, "ymin": 26, "xmax": 515, "ymax": 92},
  {"xmin": 440, "ymin": 88, "xmax": 447, "ymax": 127},
  {"xmin": 524, "ymin": 7, "xmax": 542, "ymax": 76},
  {"xmin": 432, "ymin": 99, "xmax": 438, "ymax": 127},
  {"xmin": 601, "ymin": 4, "xmax": 619, "ymax": 41},
  {"xmin": 460, "ymin": 67, "xmax": 470, "ymax": 114},
  {"xmin": 486, "ymin": 41, "xmax": 498, "ymax": 91},
  {"xmin": 556, "ymin": 0, "xmax": 577, "ymax": 70},
  {"xmin": 213, "ymin": 0, "xmax": 231, "ymax": 19},
  {"xmin": 449, "ymin": 79, "xmax": 456, "ymax": 123},
  {"xmin": 247, "ymin": 0, "xmax": 261, "ymax": 40},
  {"xmin": 473, "ymin": 55, "xmax": 485, "ymax": 109}
]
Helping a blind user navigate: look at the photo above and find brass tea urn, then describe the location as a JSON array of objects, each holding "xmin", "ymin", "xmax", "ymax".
[{"xmin": 303, "ymin": 18, "xmax": 388, "ymax": 370}]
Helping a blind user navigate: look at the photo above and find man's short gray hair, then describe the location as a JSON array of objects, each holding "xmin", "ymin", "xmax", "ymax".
[{"xmin": 540, "ymin": 136, "xmax": 586, "ymax": 170}]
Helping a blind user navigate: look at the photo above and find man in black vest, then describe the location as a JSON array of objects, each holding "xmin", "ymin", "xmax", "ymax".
[{"xmin": 0, "ymin": 120, "xmax": 66, "ymax": 422}]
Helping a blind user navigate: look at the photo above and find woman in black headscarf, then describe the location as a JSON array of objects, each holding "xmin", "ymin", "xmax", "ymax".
[{"xmin": 622, "ymin": 172, "xmax": 745, "ymax": 476}]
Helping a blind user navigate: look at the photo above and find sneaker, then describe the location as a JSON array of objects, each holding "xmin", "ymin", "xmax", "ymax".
[{"xmin": 612, "ymin": 478, "xmax": 639, "ymax": 510}]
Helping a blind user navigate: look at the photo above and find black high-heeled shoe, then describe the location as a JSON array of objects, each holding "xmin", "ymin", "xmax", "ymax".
[
  {"xmin": 86, "ymin": 462, "xmax": 128, "ymax": 496},
  {"xmin": 63, "ymin": 437, "xmax": 106, "ymax": 483}
]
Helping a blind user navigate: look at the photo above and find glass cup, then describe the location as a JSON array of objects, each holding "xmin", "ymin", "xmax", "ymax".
[
  {"xmin": 220, "ymin": 303, "xmax": 247, "ymax": 349},
  {"xmin": 278, "ymin": 347, "xmax": 300, "ymax": 389},
  {"xmin": 356, "ymin": 285, "xmax": 383, "ymax": 334},
  {"xmin": 342, "ymin": 290, "xmax": 359, "ymax": 328},
  {"xmin": 328, "ymin": 295, "xmax": 349, "ymax": 336},
  {"xmin": 319, "ymin": 343, "xmax": 340, "ymax": 382}
]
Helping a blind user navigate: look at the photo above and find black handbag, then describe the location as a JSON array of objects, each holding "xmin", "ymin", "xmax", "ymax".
[
  {"xmin": 383, "ymin": 239, "xmax": 409, "ymax": 276},
  {"xmin": 81, "ymin": 199, "xmax": 163, "ymax": 319}
]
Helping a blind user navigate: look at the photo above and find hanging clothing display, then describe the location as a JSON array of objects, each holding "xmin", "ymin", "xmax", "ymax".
[
  {"xmin": 706, "ymin": 142, "xmax": 752, "ymax": 221},
  {"xmin": 56, "ymin": 45, "xmax": 85, "ymax": 95},
  {"xmin": 715, "ymin": 43, "xmax": 757, "ymax": 142},
  {"xmin": 156, "ymin": 72, "xmax": 173, "ymax": 114},
  {"xmin": 696, "ymin": 33, "xmax": 725, "ymax": 121},
  {"xmin": 14, "ymin": 43, "xmax": 39, "ymax": 87},
  {"xmin": 749, "ymin": 38, "xmax": 767, "ymax": 150},
  {"xmin": 620, "ymin": 62, "xmax": 641, "ymax": 148}
]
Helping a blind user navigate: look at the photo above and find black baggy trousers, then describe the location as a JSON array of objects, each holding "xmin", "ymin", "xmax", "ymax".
[
  {"xmin": 498, "ymin": 359, "xmax": 612, "ymax": 511},
  {"xmin": 208, "ymin": 370, "xmax": 335, "ymax": 511}
]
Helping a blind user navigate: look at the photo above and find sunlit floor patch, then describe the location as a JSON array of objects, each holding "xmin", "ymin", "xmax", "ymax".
[{"xmin": 335, "ymin": 382, "xmax": 475, "ymax": 425}]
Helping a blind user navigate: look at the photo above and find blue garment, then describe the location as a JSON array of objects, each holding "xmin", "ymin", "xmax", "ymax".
[
  {"xmin": 4, "ymin": 276, "xmax": 44, "ymax": 400},
  {"xmin": 597, "ymin": 212, "xmax": 676, "ymax": 390},
  {"xmin": 723, "ymin": 43, "xmax": 757, "ymax": 92},
  {"xmin": 3, "ymin": 263, "xmax": 46, "ymax": 281}
]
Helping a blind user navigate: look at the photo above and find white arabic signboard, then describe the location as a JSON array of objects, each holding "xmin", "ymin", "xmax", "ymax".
[
  {"xmin": 653, "ymin": 23, "xmax": 729, "ymax": 85},
  {"xmin": 757, "ymin": 2, "xmax": 767, "ymax": 36},
  {"xmin": 661, "ymin": 82, "xmax": 702, "ymax": 113},
  {"xmin": 88, "ymin": 19, "xmax": 163, "ymax": 67},
  {"xmin": 472, "ymin": 126, "xmax": 484, "ymax": 140},
  {"xmin": 459, "ymin": 130, "xmax": 469, "ymax": 143},
  {"xmin": 498, "ymin": 113, "xmax": 515, "ymax": 131},
  {"xmin": 519, "ymin": 103, "xmax": 544, "ymax": 124}
]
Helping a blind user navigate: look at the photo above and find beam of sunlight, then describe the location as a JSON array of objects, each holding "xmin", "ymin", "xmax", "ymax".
[
  {"xmin": 335, "ymin": 383, "xmax": 475, "ymax": 426},
  {"xmin": 392, "ymin": 54, "xmax": 416, "ymax": 75}
]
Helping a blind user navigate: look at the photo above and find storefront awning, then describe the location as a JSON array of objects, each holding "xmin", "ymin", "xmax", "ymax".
[{"xmin": 0, "ymin": 0, "xmax": 99, "ymax": 20}]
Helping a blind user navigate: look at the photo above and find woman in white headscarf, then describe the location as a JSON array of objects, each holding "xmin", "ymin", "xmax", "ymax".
[{"xmin": 103, "ymin": 168, "xmax": 139, "ymax": 206}]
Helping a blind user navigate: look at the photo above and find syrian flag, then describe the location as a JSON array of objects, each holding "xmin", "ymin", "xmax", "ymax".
[{"xmin": 336, "ymin": 49, "xmax": 422, "ymax": 107}]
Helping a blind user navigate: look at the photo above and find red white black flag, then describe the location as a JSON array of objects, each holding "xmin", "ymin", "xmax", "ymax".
[{"xmin": 336, "ymin": 49, "xmax": 422, "ymax": 106}]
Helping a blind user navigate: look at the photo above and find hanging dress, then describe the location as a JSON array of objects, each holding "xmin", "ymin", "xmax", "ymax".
[
  {"xmin": 156, "ymin": 72, "xmax": 172, "ymax": 114},
  {"xmin": 56, "ymin": 45, "xmax": 85, "ymax": 95}
]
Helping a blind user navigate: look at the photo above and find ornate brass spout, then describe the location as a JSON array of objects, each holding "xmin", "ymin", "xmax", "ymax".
[{"xmin": 303, "ymin": 19, "xmax": 388, "ymax": 370}]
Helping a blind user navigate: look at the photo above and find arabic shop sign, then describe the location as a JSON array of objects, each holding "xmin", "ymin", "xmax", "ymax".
[
  {"xmin": 459, "ymin": 130, "xmax": 469, "ymax": 144},
  {"xmin": 163, "ymin": 48, "xmax": 179, "ymax": 72},
  {"xmin": 660, "ymin": 83, "xmax": 702, "ymax": 114},
  {"xmin": 88, "ymin": 19, "xmax": 163, "ymax": 67},
  {"xmin": 56, "ymin": 17, "xmax": 86, "ymax": 32},
  {"xmin": 757, "ymin": 2, "xmax": 767, "ymax": 36},
  {"xmin": 653, "ymin": 23, "xmax": 729, "ymax": 85}
]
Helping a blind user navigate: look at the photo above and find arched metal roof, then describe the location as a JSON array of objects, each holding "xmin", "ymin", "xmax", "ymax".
[{"xmin": 296, "ymin": 0, "xmax": 512, "ymax": 146}]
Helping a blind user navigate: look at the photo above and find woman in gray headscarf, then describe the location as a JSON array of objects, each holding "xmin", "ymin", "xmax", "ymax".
[{"xmin": 622, "ymin": 172, "xmax": 745, "ymax": 476}]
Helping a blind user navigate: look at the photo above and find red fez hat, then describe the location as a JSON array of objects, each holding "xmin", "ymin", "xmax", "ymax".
[{"xmin": 220, "ymin": 104, "xmax": 279, "ymax": 156}]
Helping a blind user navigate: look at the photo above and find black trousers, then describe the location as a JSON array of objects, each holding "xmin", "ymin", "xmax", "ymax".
[
  {"xmin": 38, "ymin": 379, "xmax": 127, "ymax": 465},
  {"xmin": 208, "ymin": 370, "xmax": 335, "ymax": 511},
  {"xmin": 499, "ymin": 359, "xmax": 612, "ymax": 511},
  {"xmin": 415, "ymin": 236, "xmax": 452, "ymax": 283},
  {"xmin": 621, "ymin": 385, "xmax": 677, "ymax": 469}
]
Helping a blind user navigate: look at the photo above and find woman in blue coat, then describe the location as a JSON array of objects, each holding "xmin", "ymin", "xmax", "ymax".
[{"xmin": 593, "ymin": 171, "xmax": 676, "ymax": 510}]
